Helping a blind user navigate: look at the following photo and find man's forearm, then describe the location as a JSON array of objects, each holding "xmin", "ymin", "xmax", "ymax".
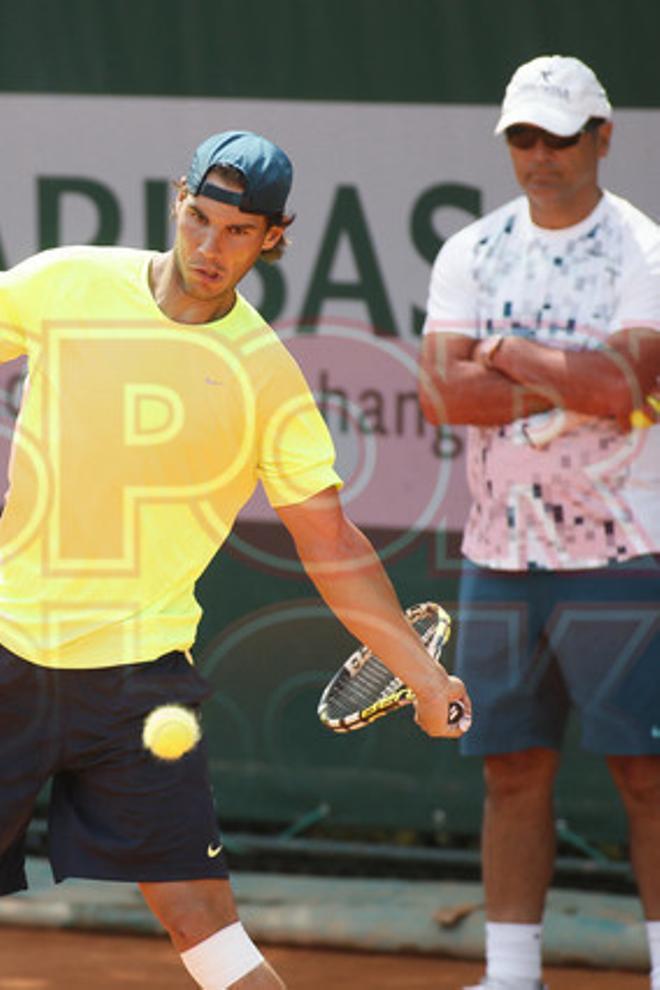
[
  {"xmin": 291, "ymin": 519, "xmax": 450, "ymax": 699},
  {"xmin": 276, "ymin": 489, "xmax": 471, "ymax": 737},
  {"xmin": 420, "ymin": 357, "xmax": 553, "ymax": 426},
  {"xmin": 483, "ymin": 332, "xmax": 658, "ymax": 421}
]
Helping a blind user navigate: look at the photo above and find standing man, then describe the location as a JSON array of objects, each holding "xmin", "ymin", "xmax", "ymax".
[
  {"xmin": 419, "ymin": 57, "xmax": 660, "ymax": 990},
  {"xmin": 0, "ymin": 130, "xmax": 470, "ymax": 990}
]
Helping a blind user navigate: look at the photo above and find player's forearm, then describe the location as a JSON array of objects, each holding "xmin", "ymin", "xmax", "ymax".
[{"xmin": 293, "ymin": 521, "xmax": 450, "ymax": 699}]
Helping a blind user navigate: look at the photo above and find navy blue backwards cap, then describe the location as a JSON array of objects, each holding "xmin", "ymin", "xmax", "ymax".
[{"xmin": 187, "ymin": 130, "xmax": 293, "ymax": 217}]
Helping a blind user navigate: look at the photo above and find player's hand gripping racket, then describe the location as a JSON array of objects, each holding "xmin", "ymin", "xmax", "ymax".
[{"xmin": 317, "ymin": 602, "xmax": 468, "ymax": 733}]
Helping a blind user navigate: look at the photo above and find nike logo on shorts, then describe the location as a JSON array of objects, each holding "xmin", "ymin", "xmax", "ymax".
[{"xmin": 207, "ymin": 842, "xmax": 224, "ymax": 858}]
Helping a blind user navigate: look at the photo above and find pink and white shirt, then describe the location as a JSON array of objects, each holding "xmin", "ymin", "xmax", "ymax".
[{"xmin": 424, "ymin": 192, "xmax": 660, "ymax": 570}]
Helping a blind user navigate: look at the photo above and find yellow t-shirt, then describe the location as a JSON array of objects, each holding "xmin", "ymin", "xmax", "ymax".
[{"xmin": 0, "ymin": 246, "xmax": 341, "ymax": 668}]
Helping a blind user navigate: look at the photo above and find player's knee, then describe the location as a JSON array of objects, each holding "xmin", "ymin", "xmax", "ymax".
[
  {"xmin": 607, "ymin": 755, "xmax": 660, "ymax": 812},
  {"xmin": 162, "ymin": 900, "xmax": 233, "ymax": 949},
  {"xmin": 484, "ymin": 747, "xmax": 559, "ymax": 802},
  {"xmin": 180, "ymin": 921, "xmax": 270, "ymax": 989},
  {"xmin": 140, "ymin": 879, "xmax": 239, "ymax": 951}
]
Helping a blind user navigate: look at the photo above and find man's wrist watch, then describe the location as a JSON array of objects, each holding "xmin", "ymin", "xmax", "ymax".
[{"xmin": 481, "ymin": 333, "xmax": 505, "ymax": 369}]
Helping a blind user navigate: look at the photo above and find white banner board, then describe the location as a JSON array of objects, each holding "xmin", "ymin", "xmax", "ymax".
[{"xmin": 1, "ymin": 95, "xmax": 657, "ymax": 532}]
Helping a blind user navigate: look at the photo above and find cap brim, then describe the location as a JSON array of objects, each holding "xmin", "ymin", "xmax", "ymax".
[{"xmin": 494, "ymin": 103, "xmax": 589, "ymax": 137}]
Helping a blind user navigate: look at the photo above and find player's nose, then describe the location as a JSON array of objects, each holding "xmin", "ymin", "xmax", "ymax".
[{"xmin": 199, "ymin": 228, "xmax": 225, "ymax": 259}]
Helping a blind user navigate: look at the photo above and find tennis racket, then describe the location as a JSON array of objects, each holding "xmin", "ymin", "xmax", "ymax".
[{"xmin": 317, "ymin": 601, "xmax": 467, "ymax": 733}]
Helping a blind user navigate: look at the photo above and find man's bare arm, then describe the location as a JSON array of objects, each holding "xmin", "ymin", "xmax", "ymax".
[
  {"xmin": 476, "ymin": 326, "xmax": 660, "ymax": 428},
  {"xmin": 418, "ymin": 332, "xmax": 554, "ymax": 426},
  {"xmin": 275, "ymin": 486, "xmax": 470, "ymax": 738}
]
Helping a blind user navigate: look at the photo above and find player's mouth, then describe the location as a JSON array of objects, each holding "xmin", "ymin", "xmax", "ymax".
[{"xmin": 189, "ymin": 264, "xmax": 225, "ymax": 285}]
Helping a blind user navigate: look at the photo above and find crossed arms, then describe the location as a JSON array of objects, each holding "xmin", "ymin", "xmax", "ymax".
[{"xmin": 418, "ymin": 326, "xmax": 660, "ymax": 430}]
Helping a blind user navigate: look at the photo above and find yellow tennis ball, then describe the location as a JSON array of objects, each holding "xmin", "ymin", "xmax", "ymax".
[
  {"xmin": 630, "ymin": 409, "xmax": 654, "ymax": 430},
  {"xmin": 142, "ymin": 704, "xmax": 201, "ymax": 761}
]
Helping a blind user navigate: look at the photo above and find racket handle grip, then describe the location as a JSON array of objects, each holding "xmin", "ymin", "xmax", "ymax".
[{"xmin": 448, "ymin": 700, "xmax": 465, "ymax": 725}]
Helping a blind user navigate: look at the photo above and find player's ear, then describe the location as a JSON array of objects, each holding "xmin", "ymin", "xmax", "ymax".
[
  {"xmin": 596, "ymin": 121, "xmax": 613, "ymax": 159},
  {"xmin": 174, "ymin": 178, "xmax": 189, "ymax": 206},
  {"xmin": 262, "ymin": 224, "xmax": 285, "ymax": 251},
  {"xmin": 171, "ymin": 179, "xmax": 189, "ymax": 220}
]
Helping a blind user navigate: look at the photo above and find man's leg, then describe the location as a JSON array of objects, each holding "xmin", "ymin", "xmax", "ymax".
[
  {"xmin": 477, "ymin": 747, "xmax": 559, "ymax": 988},
  {"xmin": 454, "ymin": 564, "xmax": 569, "ymax": 988},
  {"xmin": 482, "ymin": 748, "xmax": 559, "ymax": 921},
  {"xmin": 140, "ymin": 878, "xmax": 285, "ymax": 989},
  {"xmin": 608, "ymin": 755, "xmax": 660, "ymax": 990}
]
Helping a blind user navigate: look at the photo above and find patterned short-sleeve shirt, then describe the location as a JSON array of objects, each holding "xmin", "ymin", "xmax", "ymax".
[{"xmin": 424, "ymin": 191, "xmax": 660, "ymax": 570}]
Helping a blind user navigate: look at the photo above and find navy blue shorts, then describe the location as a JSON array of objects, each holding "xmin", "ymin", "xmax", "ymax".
[
  {"xmin": 0, "ymin": 646, "xmax": 229, "ymax": 895},
  {"xmin": 455, "ymin": 554, "xmax": 660, "ymax": 756}
]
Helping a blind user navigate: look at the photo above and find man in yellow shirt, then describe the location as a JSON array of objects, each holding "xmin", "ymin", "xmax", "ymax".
[{"xmin": 0, "ymin": 130, "xmax": 471, "ymax": 989}]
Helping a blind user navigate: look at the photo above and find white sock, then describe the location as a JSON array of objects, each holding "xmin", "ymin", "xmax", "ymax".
[
  {"xmin": 647, "ymin": 921, "xmax": 660, "ymax": 990},
  {"xmin": 486, "ymin": 921, "xmax": 543, "ymax": 984}
]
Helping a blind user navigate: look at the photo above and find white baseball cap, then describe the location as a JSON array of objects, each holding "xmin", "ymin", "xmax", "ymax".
[{"xmin": 495, "ymin": 55, "xmax": 612, "ymax": 136}]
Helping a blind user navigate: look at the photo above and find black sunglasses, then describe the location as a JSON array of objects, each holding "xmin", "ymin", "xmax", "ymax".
[{"xmin": 505, "ymin": 119, "xmax": 602, "ymax": 151}]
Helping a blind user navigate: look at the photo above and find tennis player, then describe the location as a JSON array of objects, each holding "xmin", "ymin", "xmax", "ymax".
[
  {"xmin": 419, "ymin": 57, "xmax": 660, "ymax": 990},
  {"xmin": 0, "ymin": 130, "xmax": 471, "ymax": 989}
]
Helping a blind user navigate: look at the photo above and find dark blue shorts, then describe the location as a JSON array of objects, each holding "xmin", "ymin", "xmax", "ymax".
[
  {"xmin": 0, "ymin": 646, "xmax": 229, "ymax": 895},
  {"xmin": 455, "ymin": 554, "xmax": 660, "ymax": 757}
]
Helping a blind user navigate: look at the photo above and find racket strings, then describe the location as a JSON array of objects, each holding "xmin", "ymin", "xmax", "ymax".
[
  {"xmin": 410, "ymin": 606, "xmax": 450, "ymax": 661},
  {"xmin": 325, "ymin": 657, "xmax": 400, "ymax": 715},
  {"xmin": 318, "ymin": 602, "xmax": 453, "ymax": 729}
]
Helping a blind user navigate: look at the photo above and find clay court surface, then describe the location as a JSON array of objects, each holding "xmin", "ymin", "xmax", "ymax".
[{"xmin": 0, "ymin": 926, "xmax": 647, "ymax": 989}]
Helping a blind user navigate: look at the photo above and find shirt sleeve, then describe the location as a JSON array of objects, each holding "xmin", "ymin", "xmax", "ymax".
[
  {"xmin": 617, "ymin": 226, "xmax": 660, "ymax": 333},
  {"xmin": 0, "ymin": 267, "xmax": 29, "ymax": 363},
  {"xmin": 423, "ymin": 232, "xmax": 478, "ymax": 338},
  {"xmin": 256, "ymin": 347, "xmax": 343, "ymax": 508}
]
